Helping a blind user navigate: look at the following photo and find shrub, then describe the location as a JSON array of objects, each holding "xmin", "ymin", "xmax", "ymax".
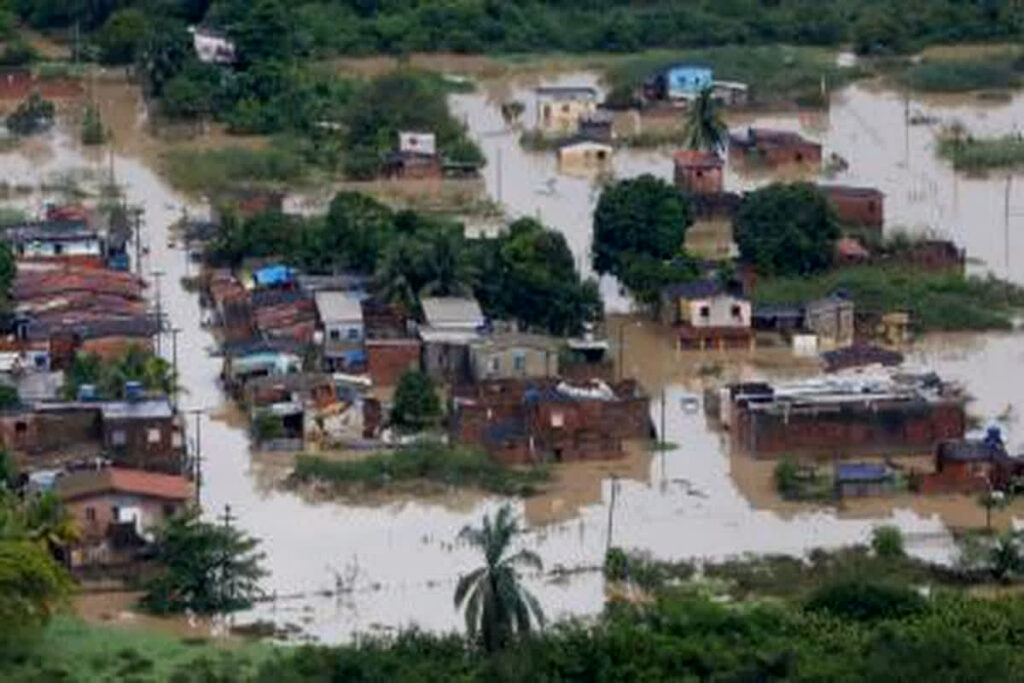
[
  {"xmin": 871, "ymin": 526, "xmax": 905, "ymax": 559},
  {"xmin": 805, "ymin": 580, "xmax": 926, "ymax": 621}
]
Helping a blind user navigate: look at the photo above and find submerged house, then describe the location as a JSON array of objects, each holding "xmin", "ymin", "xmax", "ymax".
[
  {"xmin": 659, "ymin": 279, "xmax": 753, "ymax": 351},
  {"xmin": 419, "ymin": 297, "xmax": 486, "ymax": 383},
  {"xmin": 383, "ymin": 131, "xmax": 442, "ymax": 180},
  {"xmin": 557, "ymin": 138, "xmax": 612, "ymax": 173},
  {"xmin": 822, "ymin": 185, "xmax": 885, "ymax": 234},
  {"xmin": 729, "ymin": 127, "xmax": 822, "ymax": 166},
  {"xmin": 451, "ymin": 378, "xmax": 650, "ymax": 465},
  {"xmin": 535, "ymin": 86, "xmax": 599, "ymax": 135},
  {"xmin": 673, "ymin": 150, "xmax": 724, "ymax": 195},
  {"xmin": 723, "ymin": 371, "xmax": 966, "ymax": 459}
]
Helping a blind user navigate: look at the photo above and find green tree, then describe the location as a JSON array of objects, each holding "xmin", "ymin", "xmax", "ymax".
[
  {"xmin": 24, "ymin": 492, "xmax": 79, "ymax": 562},
  {"xmin": 63, "ymin": 347, "xmax": 176, "ymax": 400},
  {"xmin": 454, "ymin": 504, "xmax": 544, "ymax": 652},
  {"xmin": 136, "ymin": 18, "xmax": 192, "ymax": 97},
  {"xmin": 0, "ymin": 539, "xmax": 71, "ymax": 653},
  {"xmin": 592, "ymin": 174, "xmax": 692, "ymax": 276},
  {"xmin": 391, "ymin": 370, "xmax": 441, "ymax": 431},
  {"xmin": 321, "ymin": 191, "xmax": 396, "ymax": 273},
  {"xmin": 734, "ymin": 182, "xmax": 839, "ymax": 277},
  {"xmin": 232, "ymin": 0, "xmax": 294, "ymax": 66},
  {"xmin": 5, "ymin": 91, "xmax": 55, "ymax": 135},
  {"xmin": 0, "ymin": 450, "xmax": 16, "ymax": 490},
  {"xmin": 97, "ymin": 7, "xmax": 149, "ymax": 64},
  {"xmin": 682, "ymin": 87, "xmax": 727, "ymax": 153},
  {"xmin": 142, "ymin": 508, "xmax": 266, "ymax": 614},
  {"xmin": 989, "ymin": 532, "xmax": 1022, "ymax": 581},
  {"xmin": 0, "ymin": 242, "xmax": 13, "ymax": 301},
  {"xmin": 80, "ymin": 103, "xmax": 106, "ymax": 145}
]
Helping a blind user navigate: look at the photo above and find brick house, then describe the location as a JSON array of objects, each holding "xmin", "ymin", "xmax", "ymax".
[
  {"xmin": 673, "ymin": 150, "xmax": 724, "ymax": 195},
  {"xmin": 99, "ymin": 398, "xmax": 185, "ymax": 474},
  {"xmin": 57, "ymin": 467, "xmax": 191, "ymax": 568},
  {"xmin": 451, "ymin": 378, "xmax": 650, "ymax": 465},
  {"xmin": 729, "ymin": 127, "xmax": 822, "ymax": 166},
  {"xmin": 822, "ymin": 185, "xmax": 884, "ymax": 232}
]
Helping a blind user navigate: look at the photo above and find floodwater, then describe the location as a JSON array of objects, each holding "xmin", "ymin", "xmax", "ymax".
[
  {"xmin": 450, "ymin": 72, "xmax": 1024, "ymax": 303},
  {"xmin": 0, "ymin": 70, "xmax": 1022, "ymax": 642}
]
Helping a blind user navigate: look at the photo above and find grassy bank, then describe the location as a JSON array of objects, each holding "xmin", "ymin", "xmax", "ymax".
[
  {"xmin": 899, "ymin": 56, "xmax": 1024, "ymax": 92},
  {"xmin": 161, "ymin": 146, "xmax": 310, "ymax": 195},
  {"xmin": 0, "ymin": 616, "xmax": 270, "ymax": 682},
  {"xmin": 289, "ymin": 442, "xmax": 550, "ymax": 496},
  {"xmin": 755, "ymin": 264, "xmax": 1024, "ymax": 331},
  {"xmin": 938, "ymin": 134, "xmax": 1024, "ymax": 172},
  {"xmin": 604, "ymin": 45, "xmax": 862, "ymax": 108}
]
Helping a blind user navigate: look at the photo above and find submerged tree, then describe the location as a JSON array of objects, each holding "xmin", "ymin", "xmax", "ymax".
[
  {"xmin": 80, "ymin": 103, "xmax": 106, "ymax": 145},
  {"xmin": 454, "ymin": 504, "xmax": 544, "ymax": 651},
  {"xmin": 682, "ymin": 87, "xmax": 727, "ymax": 153},
  {"xmin": 5, "ymin": 91, "xmax": 55, "ymax": 136},
  {"xmin": 142, "ymin": 508, "xmax": 266, "ymax": 614}
]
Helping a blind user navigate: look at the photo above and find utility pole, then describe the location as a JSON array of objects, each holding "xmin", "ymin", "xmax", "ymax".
[
  {"xmin": 150, "ymin": 269, "xmax": 165, "ymax": 356},
  {"xmin": 133, "ymin": 208, "xmax": 143, "ymax": 276},
  {"xmin": 169, "ymin": 328, "xmax": 181, "ymax": 410},
  {"xmin": 496, "ymin": 145, "xmax": 503, "ymax": 204},
  {"xmin": 186, "ymin": 408, "xmax": 205, "ymax": 507},
  {"xmin": 1005, "ymin": 175, "xmax": 1012, "ymax": 274},
  {"xmin": 605, "ymin": 474, "xmax": 620, "ymax": 554},
  {"xmin": 617, "ymin": 320, "xmax": 625, "ymax": 381}
]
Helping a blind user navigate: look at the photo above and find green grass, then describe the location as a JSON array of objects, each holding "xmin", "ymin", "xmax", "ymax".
[
  {"xmin": 604, "ymin": 45, "xmax": 864, "ymax": 108},
  {"xmin": 754, "ymin": 264, "xmax": 1024, "ymax": 332},
  {"xmin": 161, "ymin": 147, "xmax": 310, "ymax": 195},
  {"xmin": 900, "ymin": 57, "xmax": 1023, "ymax": 92},
  {"xmin": 0, "ymin": 615, "xmax": 271, "ymax": 682},
  {"xmin": 937, "ymin": 135, "xmax": 1024, "ymax": 172},
  {"xmin": 289, "ymin": 442, "xmax": 550, "ymax": 496}
]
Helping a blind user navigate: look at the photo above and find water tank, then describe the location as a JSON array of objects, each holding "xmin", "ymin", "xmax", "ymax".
[{"xmin": 124, "ymin": 381, "xmax": 144, "ymax": 401}]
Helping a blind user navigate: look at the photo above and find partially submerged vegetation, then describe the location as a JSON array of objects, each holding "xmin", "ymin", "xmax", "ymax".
[
  {"xmin": 755, "ymin": 264, "xmax": 1024, "ymax": 332},
  {"xmin": 161, "ymin": 147, "xmax": 308, "ymax": 195},
  {"xmin": 899, "ymin": 55, "xmax": 1024, "ymax": 92},
  {"xmin": 289, "ymin": 442, "xmax": 550, "ymax": 497},
  {"xmin": 937, "ymin": 134, "xmax": 1024, "ymax": 173}
]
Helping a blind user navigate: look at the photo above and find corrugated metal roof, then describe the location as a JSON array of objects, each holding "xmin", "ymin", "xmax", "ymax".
[
  {"xmin": 315, "ymin": 291, "xmax": 364, "ymax": 323},
  {"xmin": 421, "ymin": 297, "xmax": 484, "ymax": 328}
]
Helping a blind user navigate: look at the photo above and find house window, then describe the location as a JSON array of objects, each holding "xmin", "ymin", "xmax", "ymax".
[
  {"xmin": 14, "ymin": 421, "xmax": 26, "ymax": 434},
  {"xmin": 699, "ymin": 306, "xmax": 710, "ymax": 318},
  {"xmin": 731, "ymin": 305, "xmax": 742, "ymax": 319},
  {"xmin": 85, "ymin": 507, "xmax": 96, "ymax": 522},
  {"xmin": 329, "ymin": 329, "xmax": 341, "ymax": 341},
  {"xmin": 696, "ymin": 170, "xmax": 703, "ymax": 178},
  {"xmin": 551, "ymin": 411, "xmax": 565, "ymax": 428},
  {"xmin": 147, "ymin": 428, "xmax": 162, "ymax": 444},
  {"xmin": 162, "ymin": 503, "xmax": 176, "ymax": 518},
  {"xmin": 111, "ymin": 430, "xmax": 126, "ymax": 446},
  {"xmin": 868, "ymin": 201, "xmax": 876, "ymax": 213},
  {"xmin": 561, "ymin": 104, "xmax": 570, "ymax": 113},
  {"xmin": 489, "ymin": 357, "xmax": 500, "ymax": 373},
  {"xmin": 53, "ymin": 243, "xmax": 63, "ymax": 255},
  {"xmin": 513, "ymin": 352, "xmax": 526, "ymax": 372},
  {"xmin": 795, "ymin": 152, "xmax": 804, "ymax": 162},
  {"xmin": 347, "ymin": 328, "xmax": 360, "ymax": 341}
]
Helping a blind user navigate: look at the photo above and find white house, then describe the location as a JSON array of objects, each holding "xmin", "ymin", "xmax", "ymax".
[
  {"xmin": 315, "ymin": 291, "xmax": 365, "ymax": 370},
  {"xmin": 189, "ymin": 27, "xmax": 236, "ymax": 65}
]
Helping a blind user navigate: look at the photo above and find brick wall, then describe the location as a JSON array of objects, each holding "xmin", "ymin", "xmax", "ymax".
[{"xmin": 366, "ymin": 339, "xmax": 421, "ymax": 387}]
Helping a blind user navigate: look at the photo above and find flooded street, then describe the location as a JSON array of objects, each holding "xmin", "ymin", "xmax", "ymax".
[{"xmin": 1, "ymin": 69, "xmax": 1023, "ymax": 642}]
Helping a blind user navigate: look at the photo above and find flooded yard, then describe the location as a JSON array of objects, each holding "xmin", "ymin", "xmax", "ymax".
[{"xmin": 1, "ymin": 68, "xmax": 1022, "ymax": 642}]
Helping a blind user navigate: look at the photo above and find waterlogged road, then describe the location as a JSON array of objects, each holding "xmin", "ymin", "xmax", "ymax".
[{"xmin": 2, "ymin": 69, "xmax": 1022, "ymax": 640}]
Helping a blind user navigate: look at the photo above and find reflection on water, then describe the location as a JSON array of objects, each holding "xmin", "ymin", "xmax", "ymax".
[{"xmin": 0, "ymin": 71, "xmax": 1022, "ymax": 641}]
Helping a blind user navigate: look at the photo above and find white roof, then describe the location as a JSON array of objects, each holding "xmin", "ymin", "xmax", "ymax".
[
  {"xmin": 421, "ymin": 297, "xmax": 484, "ymax": 328},
  {"xmin": 559, "ymin": 140, "xmax": 612, "ymax": 153},
  {"xmin": 315, "ymin": 291, "xmax": 363, "ymax": 323}
]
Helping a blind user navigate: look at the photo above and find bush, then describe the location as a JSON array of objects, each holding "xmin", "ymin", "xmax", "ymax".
[
  {"xmin": 5, "ymin": 92, "xmax": 55, "ymax": 136},
  {"xmin": 901, "ymin": 58, "xmax": 1021, "ymax": 92},
  {"xmin": 805, "ymin": 580, "xmax": 926, "ymax": 621},
  {"xmin": 871, "ymin": 526, "xmax": 905, "ymax": 559},
  {"xmin": 161, "ymin": 148, "xmax": 307, "ymax": 195},
  {"xmin": 391, "ymin": 370, "xmax": 441, "ymax": 431},
  {"xmin": 80, "ymin": 104, "xmax": 106, "ymax": 145},
  {"xmin": 289, "ymin": 442, "xmax": 549, "ymax": 496}
]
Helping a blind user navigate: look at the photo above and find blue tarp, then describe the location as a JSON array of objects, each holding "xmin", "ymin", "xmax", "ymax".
[
  {"xmin": 836, "ymin": 463, "xmax": 889, "ymax": 483},
  {"xmin": 254, "ymin": 264, "xmax": 294, "ymax": 287}
]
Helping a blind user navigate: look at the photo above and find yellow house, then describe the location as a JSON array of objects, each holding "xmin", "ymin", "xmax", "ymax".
[
  {"xmin": 557, "ymin": 139, "xmax": 612, "ymax": 176},
  {"xmin": 535, "ymin": 86, "xmax": 599, "ymax": 135}
]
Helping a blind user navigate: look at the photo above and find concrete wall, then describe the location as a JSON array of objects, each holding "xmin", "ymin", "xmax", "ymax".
[
  {"xmin": 103, "ymin": 418, "xmax": 184, "ymax": 473},
  {"xmin": 537, "ymin": 99, "xmax": 596, "ymax": 134},
  {"xmin": 674, "ymin": 164, "xmax": 723, "ymax": 195},
  {"xmin": 471, "ymin": 345, "xmax": 558, "ymax": 381}
]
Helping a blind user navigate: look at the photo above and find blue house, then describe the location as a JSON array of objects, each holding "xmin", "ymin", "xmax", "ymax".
[{"xmin": 665, "ymin": 64, "xmax": 713, "ymax": 100}]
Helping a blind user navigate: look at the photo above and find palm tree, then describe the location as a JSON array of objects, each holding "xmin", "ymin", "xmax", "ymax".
[
  {"xmin": 419, "ymin": 226, "xmax": 477, "ymax": 298},
  {"xmin": 454, "ymin": 504, "xmax": 544, "ymax": 651},
  {"xmin": 682, "ymin": 87, "xmax": 727, "ymax": 154}
]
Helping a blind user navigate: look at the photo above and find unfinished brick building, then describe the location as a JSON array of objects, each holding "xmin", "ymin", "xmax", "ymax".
[{"xmin": 451, "ymin": 378, "xmax": 650, "ymax": 465}]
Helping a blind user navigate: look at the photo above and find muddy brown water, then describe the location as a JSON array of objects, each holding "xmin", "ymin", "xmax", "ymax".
[{"xmin": 0, "ymin": 71, "xmax": 1022, "ymax": 642}]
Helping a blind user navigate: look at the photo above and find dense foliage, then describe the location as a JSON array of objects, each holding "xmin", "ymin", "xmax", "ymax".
[
  {"xmin": 142, "ymin": 508, "xmax": 267, "ymax": 614},
  {"xmin": 289, "ymin": 441, "xmax": 549, "ymax": 496},
  {"xmin": 734, "ymin": 182, "xmax": 840, "ymax": 277},
  {"xmin": 209, "ymin": 197, "xmax": 599, "ymax": 336},
  {"xmin": 938, "ymin": 133, "xmax": 1024, "ymax": 172},
  {"xmin": 62, "ymin": 346, "xmax": 176, "ymax": 400},
  {"xmin": 592, "ymin": 174, "xmax": 696, "ymax": 302},
  {"xmin": 11, "ymin": 0, "xmax": 1023, "ymax": 56}
]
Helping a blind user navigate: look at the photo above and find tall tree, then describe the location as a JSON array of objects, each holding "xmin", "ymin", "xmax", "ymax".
[
  {"xmin": 592, "ymin": 174, "xmax": 692, "ymax": 275},
  {"xmin": 142, "ymin": 509, "xmax": 266, "ymax": 614},
  {"xmin": 454, "ymin": 504, "xmax": 544, "ymax": 652},
  {"xmin": 734, "ymin": 182, "xmax": 839, "ymax": 277},
  {"xmin": 682, "ymin": 87, "xmax": 727, "ymax": 153},
  {"xmin": 391, "ymin": 370, "xmax": 441, "ymax": 431}
]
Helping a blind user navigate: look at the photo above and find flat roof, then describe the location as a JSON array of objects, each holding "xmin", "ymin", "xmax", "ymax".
[
  {"xmin": 99, "ymin": 398, "xmax": 174, "ymax": 420},
  {"xmin": 421, "ymin": 297, "xmax": 484, "ymax": 328}
]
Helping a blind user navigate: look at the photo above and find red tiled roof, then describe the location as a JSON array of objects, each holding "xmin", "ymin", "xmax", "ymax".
[
  {"xmin": 836, "ymin": 237, "xmax": 870, "ymax": 259},
  {"xmin": 58, "ymin": 468, "xmax": 192, "ymax": 502}
]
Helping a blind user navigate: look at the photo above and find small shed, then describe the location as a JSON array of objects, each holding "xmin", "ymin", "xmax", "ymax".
[
  {"xmin": 557, "ymin": 139, "xmax": 612, "ymax": 168},
  {"xmin": 835, "ymin": 463, "xmax": 892, "ymax": 499}
]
